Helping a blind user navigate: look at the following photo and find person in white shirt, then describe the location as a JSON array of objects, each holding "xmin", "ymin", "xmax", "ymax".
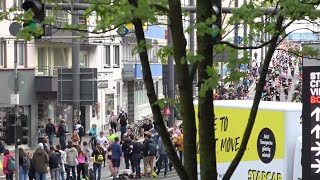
[{"xmin": 95, "ymin": 131, "xmax": 108, "ymax": 167}]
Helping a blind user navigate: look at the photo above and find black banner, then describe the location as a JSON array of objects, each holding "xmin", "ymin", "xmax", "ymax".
[{"xmin": 303, "ymin": 66, "xmax": 320, "ymax": 179}]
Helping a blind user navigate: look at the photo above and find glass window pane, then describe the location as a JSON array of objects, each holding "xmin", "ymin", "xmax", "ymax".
[
  {"xmin": 106, "ymin": 46, "xmax": 110, "ymax": 65},
  {"xmin": 17, "ymin": 42, "xmax": 24, "ymax": 66}
]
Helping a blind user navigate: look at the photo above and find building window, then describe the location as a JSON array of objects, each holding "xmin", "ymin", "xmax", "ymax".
[
  {"xmin": 114, "ymin": 45, "xmax": 120, "ymax": 67},
  {"xmin": 105, "ymin": 94, "xmax": 114, "ymax": 116},
  {"xmin": 0, "ymin": 0, "xmax": 6, "ymax": 10},
  {"xmin": 105, "ymin": 45, "xmax": 110, "ymax": 66},
  {"xmin": 116, "ymin": 81, "xmax": 121, "ymax": 112},
  {"xmin": 0, "ymin": 41, "xmax": 5, "ymax": 67},
  {"xmin": 80, "ymin": 51, "xmax": 89, "ymax": 68},
  {"xmin": 134, "ymin": 81, "xmax": 148, "ymax": 106},
  {"xmin": 17, "ymin": 42, "xmax": 25, "ymax": 67}
]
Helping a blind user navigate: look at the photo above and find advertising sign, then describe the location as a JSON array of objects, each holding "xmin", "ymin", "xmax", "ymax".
[
  {"xmin": 195, "ymin": 107, "xmax": 284, "ymax": 179},
  {"xmin": 302, "ymin": 66, "xmax": 320, "ymax": 179}
]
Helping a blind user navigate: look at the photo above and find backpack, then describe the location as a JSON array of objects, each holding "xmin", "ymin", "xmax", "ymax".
[
  {"xmin": 148, "ymin": 141, "xmax": 157, "ymax": 156},
  {"xmin": 7, "ymin": 157, "xmax": 15, "ymax": 172},
  {"xmin": 49, "ymin": 152, "xmax": 61, "ymax": 168},
  {"xmin": 22, "ymin": 157, "xmax": 30, "ymax": 170},
  {"xmin": 95, "ymin": 149, "xmax": 104, "ymax": 164},
  {"xmin": 120, "ymin": 113, "xmax": 127, "ymax": 126}
]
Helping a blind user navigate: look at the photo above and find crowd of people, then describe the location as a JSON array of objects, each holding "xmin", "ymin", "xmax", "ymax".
[{"xmin": 1, "ymin": 109, "xmax": 184, "ymax": 180}]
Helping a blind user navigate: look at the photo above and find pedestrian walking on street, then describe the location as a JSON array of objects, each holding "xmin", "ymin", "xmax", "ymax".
[
  {"xmin": 48, "ymin": 146, "xmax": 61, "ymax": 180},
  {"xmin": 45, "ymin": 118, "xmax": 56, "ymax": 146},
  {"xmin": 96, "ymin": 131, "xmax": 108, "ymax": 167},
  {"xmin": 117, "ymin": 109, "xmax": 128, "ymax": 143},
  {"xmin": 92, "ymin": 143, "xmax": 105, "ymax": 180},
  {"xmin": 109, "ymin": 110, "xmax": 118, "ymax": 133},
  {"xmin": 110, "ymin": 137, "xmax": 122, "ymax": 180},
  {"xmin": 71, "ymin": 131, "xmax": 80, "ymax": 146},
  {"xmin": 87, "ymin": 124, "xmax": 98, "ymax": 148},
  {"xmin": 19, "ymin": 148, "xmax": 30, "ymax": 180},
  {"xmin": 156, "ymin": 137, "xmax": 168, "ymax": 178},
  {"xmin": 3, "ymin": 149, "xmax": 15, "ymax": 180},
  {"xmin": 74, "ymin": 121, "xmax": 84, "ymax": 144},
  {"xmin": 57, "ymin": 120, "xmax": 67, "ymax": 150},
  {"xmin": 65, "ymin": 141, "xmax": 78, "ymax": 180},
  {"xmin": 32, "ymin": 143, "xmax": 49, "ymax": 180}
]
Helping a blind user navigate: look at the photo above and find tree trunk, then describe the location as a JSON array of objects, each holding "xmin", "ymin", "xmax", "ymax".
[
  {"xmin": 196, "ymin": 0, "xmax": 217, "ymax": 179},
  {"xmin": 167, "ymin": 0, "xmax": 198, "ymax": 179},
  {"xmin": 127, "ymin": 0, "xmax": 189, "ymax": 179},
  {"xmin": 223, "ymin": 14, "xmax": 285, "ymax": 180}
]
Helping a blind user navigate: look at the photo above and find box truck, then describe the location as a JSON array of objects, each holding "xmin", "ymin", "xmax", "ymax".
[{"xmin": 194, "ymin": 100, "xmax": 302, "ymax": 180}]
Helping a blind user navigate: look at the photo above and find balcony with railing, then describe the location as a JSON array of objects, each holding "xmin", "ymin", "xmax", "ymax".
[
  {"xmin": 122, "ymin": 57, "xmax": 160, "ymax": 64},
  {"xmin": 36, "ymin": 66, "xmax": 72, "ymax": 77}
]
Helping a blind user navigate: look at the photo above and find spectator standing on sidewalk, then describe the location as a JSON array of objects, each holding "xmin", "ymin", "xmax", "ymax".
[
  {"xmin": 48, "ymin": 146, "xmax": 61, "ymax": 180},
  {"xmin": 117, "ymin": 109, "xmax": 128, "ymax": 142},
  {"xmin": 65, "ymin": 141, "xmax": 78, "ymax": 180},
  {"xmin": 57, "ymin": 120, "xmax": 67, "ymax": 150},
  {"xmin": 122, "ymin": 134, "xmax": 134, "ymax": 173},
  {"xmin": 32, "ymin": 143, "xmax": 49, "ymax": 180},
  {"xmin": 76, "ymin": 146, "xmax": 86, "ymax": 180},
  {"xmin": 110, "ymin": 137, "xmax": 122, "ymax": 180},
  {"xmin": 45, "ymin": 118, "xmax": 56, "ymax": 146},
  {"xmin": 131, "ymin": 137, "xmax": 143, "ymax": 179},
  {"xmin": 143, "ymin": 133, "xmax": 157, "ymax": 178},
  {"xmin": 3, "ymin": 149, "xmax": 15, "ymax": 180},
  {"xmin": 82, "ymin": 141, "xmax": 91, "ymax": 176},
  {"xmin": 156, "ymin": 137, "xmax": 168, "ymax": 177},
  {"xmin": 19, "ymin": 147, "xmax": 30, "ymax": 180},
  {"xmin": 55, "ymin": 145, "xmax": 66, "ymax": 180}
]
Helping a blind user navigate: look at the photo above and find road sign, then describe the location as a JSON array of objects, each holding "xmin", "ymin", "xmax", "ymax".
[
  {"xmin": 9, "ymin": 22, "xmax": 22, "ymax": 36},
  {"xmin": 117, "ymin": 25, "xmax": 129, "ymax": 37},
  {"xmin": 302, "ymin": 49, "xmax": 320, "ymax": 179},
  {"xmin": 235, "ymin": 36, "xmax": 242, "ymax": 44}
]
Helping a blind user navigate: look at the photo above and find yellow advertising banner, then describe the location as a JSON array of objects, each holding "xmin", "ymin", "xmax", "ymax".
[
  {"xmin": 195, "ymin": 107, "xmax": 285, "ymax": 163},
  {"xmin": 125, "ymin": 23, "xmax": 148, "ymax": 31}
]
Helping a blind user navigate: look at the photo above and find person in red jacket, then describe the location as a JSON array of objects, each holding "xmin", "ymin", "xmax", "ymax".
[{"xmin": 3, "ymin": 149, "xmax": 15, "ymax": 180}]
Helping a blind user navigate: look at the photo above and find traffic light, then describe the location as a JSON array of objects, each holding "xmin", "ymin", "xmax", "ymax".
[
  {"xmin": 0, "ymin": 114, "xmax": 15, "ymax": 145},
  {"xmin": 17, "ymin": 114, "xmax": 29, "ymax": 144},
  {"xmin": 22, "ymin": 0, "xmax": 45, "ymax": 37}
]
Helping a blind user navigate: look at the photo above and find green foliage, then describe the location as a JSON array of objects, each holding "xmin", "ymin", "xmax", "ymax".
[
  {"xmin": 157, "ymin": 46, "xmax": 174, "ymax": 64},
  {"xmin": 199, "ymin": 65, "xmax": 219, "ymax": 97},
  {"xmin": 153, "ymin": 98, "xmax": 176, "ymax": 109},
  {"xmin": 132, "ymin": 40, "xmax": 152, "ymax": 56}
]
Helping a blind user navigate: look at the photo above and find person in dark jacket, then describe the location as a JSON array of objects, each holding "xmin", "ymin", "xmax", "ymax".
[
  {"xmin": 32, "ymin": 143, "xmax": 49, "ymax": 180},
  {"xmin": 19, "ymin": 147, "xmax": 30, "ymax": 180},
  {"xmin": 156, "ymin": 137, "xmax": 168, "ymax": 177},
  {"xmin": 110, "ymin": 137, "xmax": 122, "ymax": 180},
  {"xmin": 117, "ymin": 109, "xmax": 127, "ymax": 142},
  {"xmin": 48, "ymin": 146, "xmax": 60, "ymax": 180},
  {"xmin": 45, "ymin": 118, "xmax": 56, "ymax": 146},
  {"xmin": 57, "ymin": 120, "xmax": 67, "ymax": 150},
  {"xmin": 131, "ymin": 137, "xmax": 143, "ymax": 179},
  {"xmin": 121, "ymin": 134, "xmax": 134, "ymax": 173}
]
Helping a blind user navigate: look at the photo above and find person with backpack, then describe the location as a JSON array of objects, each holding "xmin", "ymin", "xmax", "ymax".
[
  {"xmin": 55, "ymin": 145, "xmax": 66, "ymax": 180},
  {"xmin": 156, "ymin": 137, "xmax": 168, "ymax": 178},
  {"xmin": 91, "ymin": 143, "xmax": 105, "ymax": 180},
  {"xmin": 110, "ymin": 137, "xmax": 122, "ymax": 180},
  {"xmin": 143, "ymin": 133, "xmax": 157, "ymax": 178},
  {"xmin": 48, "ymin": 146, "xmax": 61, "ymax": 180},
  {"xmin": 45, "ymin": 118, "xmax": 56, "ymax": 146},
  {"xmin": 57, "ymin": 120, "xmax": 67, "ymax": 150},
  {"xmin": 65, "ymin": 141, "xmax": 78, "ymax": 180},
  {"xmin": 117, "ymin": 109, "xmax": 128, "ymax": 142},
  {"xmin": 19, "ymin": 148, "xmax": 30, "ymax": 180},
  {"xmin": 74, "ymin": 121, "xmax": 84, "ymax": 144},
  {"xmin": 3, "ymin": 149, "xmax": 15, "ymax": 180},
  {"xmin": 32, "ymin": 143, "xmax": 49, "ymax": 180}
]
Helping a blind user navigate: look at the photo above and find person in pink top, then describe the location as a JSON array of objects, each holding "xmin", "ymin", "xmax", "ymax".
[
  {"xmin": 3, "ymin": 149, "xmax": 15, "ymax": 180},
  {"xmin": 76, "ymin": 146, "xmax": 87, "ymax": 180}
]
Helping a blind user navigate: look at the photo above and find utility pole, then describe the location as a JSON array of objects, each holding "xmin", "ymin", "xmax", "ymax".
[
  {"xmin": 167, "ymin": 20, "xmax": 175, "ymax": 127},
  {"xmin": 189, "ymin": 0, "xmax": 196, "ymax": 96},
  {"xmin": 14, "ymin": 41, "xmax": 20, "ymax": 180},
  {"xmin": 72, "ymin": 1, "xmax": 81, "ymax": 128}
]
